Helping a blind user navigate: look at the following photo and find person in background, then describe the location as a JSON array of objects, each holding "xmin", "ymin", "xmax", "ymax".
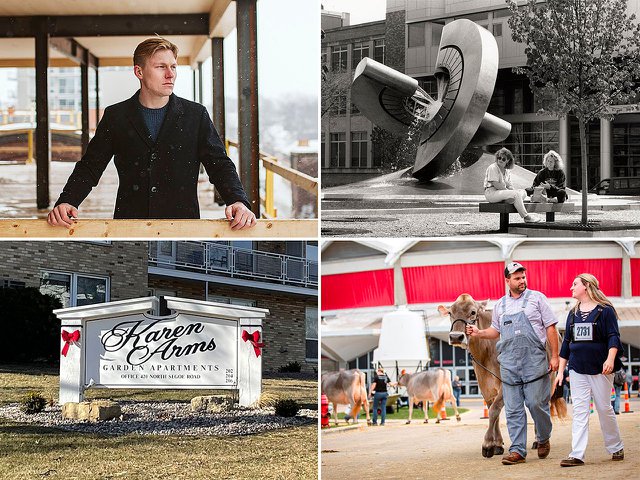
[
  {"xmin": 612, "ymin": 367, "xmax": 626, "ymax": 414},
  {"xmin": 555, "ymin": 273, "xmax": 624, "ymax": 467},
  {"xmin": 452, "ymin": 375, "xmax": 462, "ymax": 407},
  {"xmin": 563, "ymin": 366, "xmax": 571, "ymax": 404},
  {"xmin": 369, "ymin": 367, "xmax": 390, "ymax": 426}
]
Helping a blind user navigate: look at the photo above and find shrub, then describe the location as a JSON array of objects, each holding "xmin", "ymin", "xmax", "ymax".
[
  {"xmin": 20, "ymin": 392, "xmax": 47, "ymax": 414},
  {"xmin": 274, "ymin": 399, "xmax": 300, "ymax": 417},
  {"xmin": 278, "ymin": 361, "xmax": 301, "ymax": 373},
  {"xmin": 0, "ymin": 287, "xmax": 62, "ymax": 363}
]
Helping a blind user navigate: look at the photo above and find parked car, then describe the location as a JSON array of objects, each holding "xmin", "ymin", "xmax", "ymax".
[{"xmin": 590, "ymin": 177, "xmax": 640, "ymax": 195}]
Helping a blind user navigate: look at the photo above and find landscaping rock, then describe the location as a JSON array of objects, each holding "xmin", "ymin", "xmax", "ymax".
[
  {"xmin": 62, "ymin": 400, "xmax": 121, "ymax": 422},
  {"xmin": 191, "ymin": 395, "xmax": 228, "ymax": 413}
]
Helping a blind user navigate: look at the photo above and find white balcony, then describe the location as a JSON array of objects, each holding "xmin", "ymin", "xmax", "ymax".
[{"xmin": 148, "ymin": 241, "xmax": 318, "ymax": 289}]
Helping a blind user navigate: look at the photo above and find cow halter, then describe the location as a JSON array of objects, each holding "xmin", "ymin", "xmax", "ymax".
[{"xmin": 449, "ymin": 317, "xmax": 476, "ymax": 333}]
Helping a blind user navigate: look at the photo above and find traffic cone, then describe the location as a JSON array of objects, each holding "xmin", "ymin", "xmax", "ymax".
[
  {"xmin": 440, "ymin": 404, "xmax": 449, "ymax": 421},
  {"xmin": 481, "ymin": 400, "xmax": 489, "ymax": 419},
  {"xmin": 622, "ymin": 382, "xmax": 634, "ymax": 413}
]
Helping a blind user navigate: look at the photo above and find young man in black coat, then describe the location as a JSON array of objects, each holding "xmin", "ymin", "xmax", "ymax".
[{"xmin": 48, "ymin": 38, "xmax": 256, "ymax": 230}]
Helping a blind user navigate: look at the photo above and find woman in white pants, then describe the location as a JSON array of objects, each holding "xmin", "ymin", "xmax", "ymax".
[
  {"xmin": 484, "ymin": 148, "xmax": 540, "ymax": 223},
  {"xmin": 555, "ymin": 273, "xmax": 624, "ymax": 467}
]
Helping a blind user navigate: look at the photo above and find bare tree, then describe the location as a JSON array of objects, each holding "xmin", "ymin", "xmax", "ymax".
[{"xmin": 508, "ymin": 0, "xmax": 640, "ymax": 224}]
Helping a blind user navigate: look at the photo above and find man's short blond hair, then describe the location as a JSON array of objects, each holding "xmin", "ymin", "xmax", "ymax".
[{"xmin": 133, "ymin": 37, "xmax": 178, "ymax": 67}]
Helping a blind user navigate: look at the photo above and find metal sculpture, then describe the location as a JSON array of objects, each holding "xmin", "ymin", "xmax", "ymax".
[{"xmin": 351, "ymin": 19, "xmax": 511, "ymax": 180}]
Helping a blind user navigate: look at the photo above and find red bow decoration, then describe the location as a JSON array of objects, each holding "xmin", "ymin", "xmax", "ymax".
[
  {"xmin": 241, "ymin": 330, "xmax": 264, "ymax": 357},
  {"xmin": 61, "ymin": 330, "xmax": 80, "ymax": 357}
]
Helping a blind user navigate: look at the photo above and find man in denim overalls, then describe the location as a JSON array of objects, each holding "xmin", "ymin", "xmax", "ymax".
[{"xmin": 466, "ymin": 262, "xmax": 559, "ymax": 465}]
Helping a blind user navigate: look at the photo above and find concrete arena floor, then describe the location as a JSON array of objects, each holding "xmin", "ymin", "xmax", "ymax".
[{"xmin": 321, "ymin": 398, "xmax": 640, "ymax": 480}]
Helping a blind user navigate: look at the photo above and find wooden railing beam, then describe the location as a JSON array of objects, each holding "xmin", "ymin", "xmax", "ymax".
[{"xmin": 0, "ymin": 219, "xmax": 317, "ymax": 239}]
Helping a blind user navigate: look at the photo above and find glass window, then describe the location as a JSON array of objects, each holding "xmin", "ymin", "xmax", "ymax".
[
  {"xmin": 331, "ymin": 45, "xmax": 348, "ymax": 72},
  {"xmin": 408, "ymin": 22, "xmax": 426, "ymax": 48},
  {"xmin": 40, "ymin": 271, "xmax": 109, "ymax": 308},
  {"xmin": 493, "ymin": 9, "xmax": 512, "ymax": 18},
  {"xmin": 455, "ymin": 12, "xmax": 489, "ymax": 22},
  {"xmin": 76, "ymin": 275, "xmax": 107, "ymax": 306},
  {"xmin": 351, "ymin": 131, "xmax": 368, "ymax": 168},
  {"xmin": 206, "ymin": 294, "xmax": 257, "ymax": 307},
  {"xmin": 441, "ymin": 341, "xmax": 453, "ymax": 366},
  {"xmin": 40, "ymin": 272, "xmax": 71, "ymax": 308},
  {"xmin": 330, "ymin": 133, "xmax": 346, "ymax": 167},
  {"xmin": 429, "ymin": 337, "xmax": 441, "ymax": 366},
  {"xmin": 431, "ymin": 22, "xmax": 444, "ymax": 46},
  {"xmin": 373, "ymin": 38, "xmax": 385, "ymax": 64},
  {"xmin": 352, "ymin": 42, "xmax": 369, "ymax": 69},
  {"xmin": 493, "ymin": 23, "xmax": 502, "ymax": 37},
  {"xmin": 306, "ymin": 306, "xmax": 318, "ymax": 361}
]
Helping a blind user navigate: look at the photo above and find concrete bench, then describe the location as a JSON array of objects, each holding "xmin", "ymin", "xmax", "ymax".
[{"xmin": 479, "ymin": 202, "xmax": 576, "ymax": 232}]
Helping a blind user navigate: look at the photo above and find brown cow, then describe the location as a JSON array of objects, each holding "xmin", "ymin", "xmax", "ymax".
[
  {"xmin": 321, "ymin": 369, "xmax": 371, "ymax": 425},
  {"xmin": 438, "ymin": 294, "xmax": 567, "ymax": 458},
  {"xmin": 398, "ymin": 368, "xmax": 461, "ymax": 424}
]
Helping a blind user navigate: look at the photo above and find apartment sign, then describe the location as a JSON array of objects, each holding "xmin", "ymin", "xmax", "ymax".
[
  {"xmin": 85, "ymin": 313, "xmax": 237, "ymax": 388},
  {"xmin": 56, "ymin": 297, "xmax": 268, "ymax": 406}
]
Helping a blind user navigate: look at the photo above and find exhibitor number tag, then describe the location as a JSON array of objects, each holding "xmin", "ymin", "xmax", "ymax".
[{"xmin": 574, "ymin": 323, "xmax": 593, "ymax": 342}]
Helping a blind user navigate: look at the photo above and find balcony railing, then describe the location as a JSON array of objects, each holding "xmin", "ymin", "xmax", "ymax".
[{"xmin": 148, "ymin": 241, "xmax": 318, "ymax": 288}]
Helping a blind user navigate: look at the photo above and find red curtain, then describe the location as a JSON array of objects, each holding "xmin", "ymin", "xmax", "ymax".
[
  {"xmin": 322, "ymin": 269, "xmax": 394, "ymax": 310},
  {"xmin": 402, "ymin": 262, "xmax": 505, "ymax": 304},
  {"xmin": 513, "ymin": 259, "xmax": 622, "ymax": 297},
  {"xmin": 632, "ymin": 259, "xmax": 640, "ymax": 297},
  {"xmin": 402, "ymin": 259, "xmax": 623, "ymax": 304}
]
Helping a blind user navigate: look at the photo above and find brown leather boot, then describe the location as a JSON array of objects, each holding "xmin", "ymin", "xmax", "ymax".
[
  {"xmin": 537, "ymin": 440, "xmax": 550, "ymax": 459},
  {"xmin": 560, "ymin": 457, "xmax": 584, "ymax": 467},
  {"xmin": 502, "ymin": 451, "xmax": 526, "ymax": 465}
]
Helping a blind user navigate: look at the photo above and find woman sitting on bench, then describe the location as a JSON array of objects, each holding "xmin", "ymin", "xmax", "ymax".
[
  {"xmin": 525, "ymin": 150, "xmax": 568, "ymax": 203},
  {"xmin": 484, "ymin": 148, "xmax": 540, "ymax": 223}
]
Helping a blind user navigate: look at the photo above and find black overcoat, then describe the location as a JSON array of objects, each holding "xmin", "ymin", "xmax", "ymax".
[{"xmin": 55, "ymin": 91, "xmax": 250, "ymax": 219}]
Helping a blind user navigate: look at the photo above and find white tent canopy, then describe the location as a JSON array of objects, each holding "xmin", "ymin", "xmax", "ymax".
[{"xmin": 372, "ymin": 307, "xmax": 430, "ymax": 383}]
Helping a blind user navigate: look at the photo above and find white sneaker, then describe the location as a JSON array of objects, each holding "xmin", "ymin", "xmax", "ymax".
[{"xmin": 524, "ymin": 215, "xmax": 542, "ymax": 223}]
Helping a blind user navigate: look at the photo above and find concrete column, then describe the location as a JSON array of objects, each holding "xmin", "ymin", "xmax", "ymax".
[
  {"xmin": 393, "ymin": 263, "xmax": 407, "ymax": 306},
  {"xmin": 622, "ymin": 250, "xmax": 632, "ymax": 299},
  {"xmin": 197, "ymin": 61, "xmax": 203, "ymax": 104},
  {"xmin": 59, "ymin": 323, "xmax": 84, "ymax": 404},
  {"xmin": 558, "ymin": 115, "xmax": 571, "ymax": 188},
  {"xmin": 211, "ymin": 37, "xmax": 226, "ymax": 142},
  {"xmin": 600, "ymin": 117, "xmax": 612, "ymax": 180},
  {"xmin": 236, "ymin": 0, "xmax": 260, "ymax": 216},
  {"xmin": 238, "ymin": 318, "xmax": 262, "ymax": 407},
  {"xmin": 35, "ymin": 21, "xmax": 50, "ymax": 210},
  {"xmin": 192, "ymin": 68, "xmax": 197, "ymax": 101},
  {"xmin": 81, "ymin": 49, "xmax": 90, "ymax": 155},
  {"xmin": 95, "ymin": 65, "xmax": 100, "ymax": 127}
]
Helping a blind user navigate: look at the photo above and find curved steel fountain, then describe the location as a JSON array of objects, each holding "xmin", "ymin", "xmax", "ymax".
[{"xmin": 351, "ymin": 19, "xmax": 511, "ymax": 180}]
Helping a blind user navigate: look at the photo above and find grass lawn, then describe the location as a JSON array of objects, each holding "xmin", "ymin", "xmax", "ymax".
[
  {"xmin": 0, "ymin": 364, "xmax": 318, "ymax": 480},
  {"xmin": 335, "ymin": 406, "xmax": 468, "ymax": 421}
]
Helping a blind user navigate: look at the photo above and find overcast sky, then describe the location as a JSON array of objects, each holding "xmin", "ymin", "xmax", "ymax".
[{"xmin": 322, "ymin": 0, "xmax": 386, "ymax": 25}]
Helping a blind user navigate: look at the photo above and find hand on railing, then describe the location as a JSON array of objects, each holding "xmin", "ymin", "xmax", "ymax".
[
  {"xmin": 225, "ymin": 202, "xmax": 257, "ymax": 230},
  {"xmin": 47, "ymin": 203, "xmax": 78, "ymax": 228}
]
